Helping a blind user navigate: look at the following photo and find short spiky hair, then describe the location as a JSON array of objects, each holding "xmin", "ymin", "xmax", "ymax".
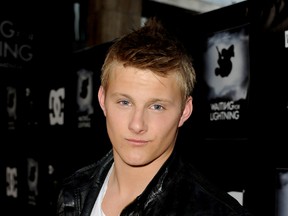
[{"xmin": 101, "ymin": 17, "xmax": 196, "ymax": 103}]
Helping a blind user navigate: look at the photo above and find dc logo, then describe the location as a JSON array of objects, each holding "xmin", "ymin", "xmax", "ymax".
[
  {"xmin": 6, "ymin": 167, "xmax": 18, "ymax": 198},
  {"xmin": 49, "ymin": 88, "xmax": 65, "ymax": 125}
]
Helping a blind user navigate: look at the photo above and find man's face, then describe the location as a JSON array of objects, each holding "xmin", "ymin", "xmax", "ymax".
[{"xmin": 98, "ymin": 63, "xmax": 192, "ymax": 167}]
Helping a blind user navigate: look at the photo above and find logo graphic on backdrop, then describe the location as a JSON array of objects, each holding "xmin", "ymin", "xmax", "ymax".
[
  {"xmin": 77, "ymin": 69, "xmax": 94, "ymax": 128},
  {"xmin": 23, "ymin": 87, "xmax": 38, "ymax": 127},
  {"xmin": 6, "ymin": 86, "xmax": 17, "ymax": 130},
  {"xmin": 27, "ymin": 158, "xmax": 38, "ymax": 205},
  {"xmin": 6, "ymin": 166, "xmax": 18, "ymax": 198},
  {"xmin": 49, "ymin": 87, "xmax": 65, "ymax": 125},
  {"xmin": 203, "ymin": 24, "xmax": 250, "ymax": 138}
]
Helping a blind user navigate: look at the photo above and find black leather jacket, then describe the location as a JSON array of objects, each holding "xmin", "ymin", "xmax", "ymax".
[{"xmin": 56, "ymin": 149, "xmax": 252, "ymax": 216}]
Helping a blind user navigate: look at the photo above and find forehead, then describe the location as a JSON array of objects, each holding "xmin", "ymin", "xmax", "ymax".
[
  {"xmin": 109, "ymin": 63, "xmax": 176, "ymax": 85},
  {"xmin": 108, "ymin": 61, "xmax": 178, "ymax": 80},
  {"xmin": 107, "ymin": 63, "xmax": 181, "ymax": 96}
]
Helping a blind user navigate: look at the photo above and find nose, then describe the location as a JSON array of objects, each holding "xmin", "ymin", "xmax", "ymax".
[{"xmin": 128, "ymin": 108, "xmax": 147, "ymax": 134}]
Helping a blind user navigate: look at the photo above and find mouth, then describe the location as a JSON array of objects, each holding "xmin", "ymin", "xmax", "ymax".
[{"xmin": 126, "ymin": 138, "xmax": 149, "ymax": 146}]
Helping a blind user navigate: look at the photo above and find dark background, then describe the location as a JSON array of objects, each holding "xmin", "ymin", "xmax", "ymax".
[{"xmin": 1, "ymin": 1, "xmax": 288, "ymax": 215}]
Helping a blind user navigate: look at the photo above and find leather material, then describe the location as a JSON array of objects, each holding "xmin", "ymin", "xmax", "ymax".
[{"xmin": 56, "ymin": 149, "xmax": 252, "ymax": 216}]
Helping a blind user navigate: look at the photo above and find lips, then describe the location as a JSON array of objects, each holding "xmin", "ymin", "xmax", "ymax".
[{"xmin": 126, "ymin": 138, "xmax": 149, "ymax": 146}]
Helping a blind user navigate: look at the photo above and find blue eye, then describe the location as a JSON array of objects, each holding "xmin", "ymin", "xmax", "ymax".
[
  {"xmin": 119, "ymin": 100, "xmax": 130, "ymax": 106},
  {"xmin": 152, "ymin": 104, "xmax": 164, "ymax": 110}
]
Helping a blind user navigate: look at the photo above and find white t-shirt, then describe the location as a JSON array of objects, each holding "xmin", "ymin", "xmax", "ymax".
[{"xmin": 90, "ymin": 163, "xmax": 114, "ymax": 216}]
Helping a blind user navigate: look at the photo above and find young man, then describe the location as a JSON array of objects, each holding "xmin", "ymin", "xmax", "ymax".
[{"xmin": 56, "ymin": 17, "xmax": 252, "ymax": 216}]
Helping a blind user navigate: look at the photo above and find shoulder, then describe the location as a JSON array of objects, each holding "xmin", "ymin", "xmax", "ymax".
[
  {"xmin": 61, "ymin": 150, "xmax": 113, "ymax": 189},
  {"xmin": 165, "ymin": 157, "xmax": 252, "ymax": 215}
]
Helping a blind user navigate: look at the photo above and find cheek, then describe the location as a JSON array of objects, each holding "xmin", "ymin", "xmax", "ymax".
[
  {"xmin": 106, "ymin": 108, "xmax": 128, "ymax": 130},
  {"xmin": 151, "ymin": 115, "xmax": 180, "ymax": 135},
  {"xmin": 106, "ymin": 114, "xmax": 121, "ymax": 142}
]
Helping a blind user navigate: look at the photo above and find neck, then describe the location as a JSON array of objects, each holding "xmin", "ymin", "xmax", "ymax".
[{"xmin": 110, "ymin": 151, "xmax": 171, "ymax": 198}]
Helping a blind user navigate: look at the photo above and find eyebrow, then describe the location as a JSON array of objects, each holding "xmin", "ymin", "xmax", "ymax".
[{"xmin": 111, "ymin": 92, "xmax": 173, "ymax": 104}]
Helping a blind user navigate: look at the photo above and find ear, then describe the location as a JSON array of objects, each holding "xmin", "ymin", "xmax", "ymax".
[
  {"xmin": 98, "ymin": 86, "xmax": 106, "ymax": 116},
  {"xmin": 178, "ymin": 96, "xmax": 193, "ymax": 127}
]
